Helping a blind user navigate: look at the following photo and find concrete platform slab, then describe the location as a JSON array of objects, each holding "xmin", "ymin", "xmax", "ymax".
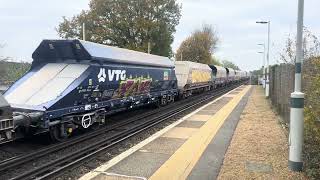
[
  {"xmin": 201, "ymin": 98, "xmax": 231, "ymax": 112},
  {"xmin": 228, "ymin": 91, "xmax": 239, "ymax": 95},
  {"xmin": 187, "ymin": 87, "xmax": 252, "ymax": 180},
  {"xmin": 139, "ymin": 137, "xmax": 185, "ymax": 155},
  {"xmin": 161, "ymin": 127, "xmax": 198, "ymax": 139},
  {"xmin": 92, "ymin": 173, "xmax": 146, "ymax": 180},
  {"xmin": 106, "ymin": 151, "xmax": 170, "ymax": 178},
  {"xmin": 223, "ymin": 94, "xmax": 236, "ymax": 98},
  {"xmin": 149, "ymin": 86, "xmax": 252, "ymax": 180},
  {"xmin": 245, "ymin": 161, "xmax": 273, "ymax": 173},
  {"xmin": 196, "ymin": 110, "xmax": 221, "ymax": 115},
  {"xmin": 186, "ymin": 114, "xmax": 211, "ymax": 122},
  {"xmin": 176, "ymin": 120, "xmax": 205, "ymax": 128}
]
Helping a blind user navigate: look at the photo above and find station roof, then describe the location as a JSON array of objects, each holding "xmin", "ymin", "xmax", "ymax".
[{"xmin": 32, "ymin": 39, "xmax": 174, "ymax": 68}]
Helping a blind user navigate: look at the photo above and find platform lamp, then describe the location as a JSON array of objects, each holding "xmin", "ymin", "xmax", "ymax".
[
  {"xmin": 258, "ymin": 43, "xmax": 266, "ymax": 88},
  {"xmin": 257, "ymin": 51, "xmax": 265, "ymax": 86},
  {"xmin": 82, "ymin": 23, "xmax": 86, "ymax": 41},
  {"xmin": 256, "ymin": 20, "xmax": 270, "ymax": 97},
  {"xmin": 289, "ymin": 0, "xmax": 305, "ymax": 172}
]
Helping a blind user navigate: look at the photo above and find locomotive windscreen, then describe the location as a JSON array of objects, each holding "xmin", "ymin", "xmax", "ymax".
[{"xmin": 5, "ymin": 63, "xmax": 89, "ymax": 107}]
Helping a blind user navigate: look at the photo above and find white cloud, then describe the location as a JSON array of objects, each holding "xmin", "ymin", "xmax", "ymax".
[
  {"xmin": 0, "ymin": 0, "xmax": 319, "ymax": 71},
  {"xmin": 173, "ymin": 0, "xmax": 320, "ymax": 71},
  {"xmin": 0, "ymin": 0, "xmax": 89, "ymax": 61}
]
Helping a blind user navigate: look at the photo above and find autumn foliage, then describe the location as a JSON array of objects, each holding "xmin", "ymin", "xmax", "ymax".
[
  {"xmin": 57, "ymin": 0, "xmax": 182, "ymax": 57},
  {"xmin": 175, "ymin": 24, "xmax": 218, "ymax": 64}
]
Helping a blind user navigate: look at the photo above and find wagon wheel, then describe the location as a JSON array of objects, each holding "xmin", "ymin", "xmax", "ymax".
[{"xmin": 49, "ymin": 125, "xmax": 70, "ymax": 142}]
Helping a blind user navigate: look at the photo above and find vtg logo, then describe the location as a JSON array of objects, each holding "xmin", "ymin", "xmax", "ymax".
[
  {"xmin": 98, "ymin": 68, "xmax": 126, "ymax": 82},
  {"xmin": 98, "ymin": 68, "xmax": 107, "ymax": 82}
]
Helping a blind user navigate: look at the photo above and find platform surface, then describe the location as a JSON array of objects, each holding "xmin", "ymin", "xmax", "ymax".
[
  {"xmin": 80, "ymin": 85, "xmax": 252, "ymax": 180},
  {"xmin": 217, "ymin": 86, "xmax": 306, "ymax": 179}
]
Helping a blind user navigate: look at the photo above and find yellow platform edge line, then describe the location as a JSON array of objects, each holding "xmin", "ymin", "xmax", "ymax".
[{"xmin": 149, "ymin": 85, "xmax": 251, "ymax": 180}]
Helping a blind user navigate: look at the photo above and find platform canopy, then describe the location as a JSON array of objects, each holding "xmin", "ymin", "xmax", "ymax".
[{"xmin": 32, "ymin": 39, "xmax": 174, "ymax": 68}]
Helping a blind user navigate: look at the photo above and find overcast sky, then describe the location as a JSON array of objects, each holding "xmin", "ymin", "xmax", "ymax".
[{"xmin": 0, "ymin": 0, "xmax": 319, "ymax": 71}]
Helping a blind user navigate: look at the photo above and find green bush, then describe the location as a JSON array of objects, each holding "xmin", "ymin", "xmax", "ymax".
[
  {"xmin": 303, "ymin": 58, "xmax": 320, "ymax": 178},
  {"xmin": 304, "ymin": 108, "xmax": 320, "ymax": 178}
]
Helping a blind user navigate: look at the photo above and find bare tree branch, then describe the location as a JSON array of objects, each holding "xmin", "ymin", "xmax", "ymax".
[{"xmin": 280, "ymin": 27, "xmax": 320, "ymax": 63}]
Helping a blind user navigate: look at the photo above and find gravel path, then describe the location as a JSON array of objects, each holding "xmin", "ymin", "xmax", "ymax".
[{"xmin": 218, "ymin": 86, "xmax": 306, "ymax": 179}]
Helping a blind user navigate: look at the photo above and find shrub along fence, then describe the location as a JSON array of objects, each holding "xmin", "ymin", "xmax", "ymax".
[{"xmin": 268, "ymin": 57, "xmax": 320, "ymax": 178}]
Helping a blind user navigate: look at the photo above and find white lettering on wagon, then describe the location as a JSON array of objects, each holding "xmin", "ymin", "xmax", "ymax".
[
  {"xmin": 108, "ymin": 69, "xmax": 126, "ymax": 81},
  {"xmin": 98, "ymin": 68, "xmax": 107, "ymax": 82},
  {"xmin": 98, "ymin": 68, "xmax": 126, "ymax": 82}
]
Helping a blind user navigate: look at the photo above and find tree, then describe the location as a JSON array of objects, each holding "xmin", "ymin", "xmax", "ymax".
[
  {"xmin": 57, "ymin": 0, "xmax": 181, "ymax": 57},
  {"xmin": 0, "ymin": 43, "xmax": 8, "ymax": 61},
  {"xmin": 211, "ymin": 56, "xmax": 222, "ymax": 66},
  {"xmin": 222, "ymin": 60, "xmax": 240, "ymax": 70},
  {"xmin": 175, "ymin": 24, "xmax": 218, "ymax": 64},
  {"xmin": 280, "ymin": 27, "xmax": 320, "ymax": 63},
  {"xmin": 0, "ymin": 44, "xmax": 31, "ymax": 82},
  {"xmin": 0, "ymin": 44, "xmax": 8, "ymax": 81},
  {"xmin": 0, "ymin": 61, "xmax": 6, "ymax": 82}
]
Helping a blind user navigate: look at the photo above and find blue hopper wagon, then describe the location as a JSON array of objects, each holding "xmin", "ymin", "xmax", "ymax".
[{"xmin": 2, "ymin": 40, "xmax": 178, "ymax": 141}]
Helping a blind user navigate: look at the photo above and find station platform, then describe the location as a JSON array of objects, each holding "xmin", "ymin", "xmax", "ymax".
[{"xmin": 80, "ymin": 85, "xmax": 305, "ymax": 180}]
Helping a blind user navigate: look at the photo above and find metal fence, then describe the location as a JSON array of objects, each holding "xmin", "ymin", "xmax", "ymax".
[
  {"xmin": 269, "ymin": 58, "xmax": 320, "ymax": 123},
  {"xmin": 269, "ymin": 63, "xmax": 295, "ymax": 123},
  {"xmin": 268, "ymin": 59, "xmax": 320, "ymax": 179}
]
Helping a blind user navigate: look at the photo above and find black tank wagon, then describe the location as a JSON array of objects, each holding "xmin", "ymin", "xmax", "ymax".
[{"xmin": 3, "ymin": 40, "xmax": 178, "ymax": 141}]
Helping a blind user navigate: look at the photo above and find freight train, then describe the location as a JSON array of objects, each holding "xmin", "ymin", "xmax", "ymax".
[{"xmin": 0, "ymin": 39, "xmax": 249, "ymax": 143}]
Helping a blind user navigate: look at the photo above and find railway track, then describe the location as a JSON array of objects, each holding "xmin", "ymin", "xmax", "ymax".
[
  {"xmin": 0, "ymin": 84, "xmax": 218, "ymax": 170},
  {"xmin": 1, "ymin": 83, "xmax": 244, "ymax": 180}
]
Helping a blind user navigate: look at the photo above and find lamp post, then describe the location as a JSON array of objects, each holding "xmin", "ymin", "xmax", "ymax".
[
  {"xmin": 181, "ymin": 49, "xmax": 183, "ymax": 61},
  {"xmin": 258, "ymin": 43, "xmax": 266, "ymax": 88},
  {"xmin": 258, "ymin": 51, "xmax": 265, "ymax": 87},
  {"xmin": 82, "ymin": 23, "xmax": 86, "ymax": 41},
  {"xmin": 289, "ymin": 0, "xmax": 304, "ymax": 172},
  {"xmin": 256, "ymin": 21, "xmax": 270, "ymax": 97}
]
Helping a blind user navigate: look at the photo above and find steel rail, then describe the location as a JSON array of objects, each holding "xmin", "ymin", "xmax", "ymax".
[
  {"xmin": 0, "ymin": 92, "xmax": 197, "ymax": 172},
  {"xmin": 0, "ymin": 82, "xmax": 226, "ymax": 171},
  {"xmin": 2, "ymin": 83, "xmax": 218, "ymax": 170},
  {"xmin": 11, "ymin": 83, "xmax": 243, "ymax": 180}
]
